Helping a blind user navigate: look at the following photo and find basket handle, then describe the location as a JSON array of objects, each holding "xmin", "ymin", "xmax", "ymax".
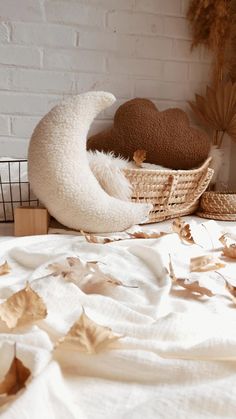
[
  {"xmin": 163, "ymin": 174, "xmax": 178, "ymax": 208},
  {"xmin": 190, "ymin": 167, "xmax": 214, "ymax": 202},
  {"xmin": 165, "ymin": 167, "xmax": 214, "ymax": 213}
]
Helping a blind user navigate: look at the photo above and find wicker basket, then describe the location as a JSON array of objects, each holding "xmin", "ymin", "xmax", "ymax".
[
  {"xmin": 197, "ymin": 191, "xmax": 236, "ymax": 221},
  {"xmin": 123, "ymin": 157, "xmax": 213, "ymax": 223}
]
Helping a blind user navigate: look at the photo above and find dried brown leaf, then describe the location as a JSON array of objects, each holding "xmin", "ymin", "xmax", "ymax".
[
  {"xmin": 190, "ymin": 255, "xmax": 225, "ymax": 272},
  {"xmin": 67, "ymin": 257, "xmax": 99, "ymax": 269},
  {"xmin": 80, "ymin": 231, "xmax": 122, "ymax": 244},
  {"xmin": 57, "ymin": 309, "xmax": 122, "ymax": 354},
  {"xmin": 133, "ymin": 149, "xmax": 146, "ymax": 167},
  {"xmin": 49, "ymin": 258, "xmax": 99, "ymax": 284},
  {"xmin": 128, "ymin": 231, "xmax": 167, "ymax": 239},
  {"xmin": 174, "ymin": 278, "xmax": 215, "ymax": 297},
  {"xmin": 70, "ymin": 258, "xmax": 136, "ymax": 293},
  {"xmin": 169, "ymin": 256, "xmax": 214, "ymax": 297},
  {"xmin": 81, "ymin": 229, "xmax": 168, "ymax": 243},
  {"xmin": 49, "ymin": 257, "xmax": 135, "ymax": 293},
  {"xmin": 225, "ymin": 280, "xmax": 236, "ymax": 302},
  {"xmin": 0, "ymin": 356, "xmax": 30, "ymax": 396},
  {"xmin": 222, "ymin": 243, "xmax": 236, "ymax": 259},
  {"xmin": 80, "ymin": 231, "xmax": 105, "ymax": 243},
  {"xmin": 48, "ymin": 257, "xmax": 89, "ymax": 281},
  {"xmin": 0, "ymin": 283, "xmax": 47, "ymax": 329},
  {"xmin": 48, "ymin": 262, "xmax": 75, "ymax": 279},
  {"xmin": 0, "ymin": 261, "xmax": 11, "ymax": 276},
  {"xmin": 219, "ymin": 233, "xmax": 229, "ymax": 246},
  {"xmin": 172, "ymin": 218, "xmax": 195, "ymax": 244}
]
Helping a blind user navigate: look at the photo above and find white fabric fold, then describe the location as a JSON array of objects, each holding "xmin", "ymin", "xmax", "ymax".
[{"xmin": 0, "ymin": 219, "xmax": 236, "ymax": 418}]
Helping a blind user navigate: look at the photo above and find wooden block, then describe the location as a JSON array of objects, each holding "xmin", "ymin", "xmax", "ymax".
[{"xmin": 14, "ymin": 207, "xmax": 50, "ymax": 237}]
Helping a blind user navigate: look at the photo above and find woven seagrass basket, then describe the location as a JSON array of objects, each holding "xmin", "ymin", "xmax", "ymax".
[
  {"xmin": 197, "ymin": 191, "xmax": 236, "ymax": 221},
  {"xmin": 123, "ymin": 157, "xmax": 213, "ymax": 223}
]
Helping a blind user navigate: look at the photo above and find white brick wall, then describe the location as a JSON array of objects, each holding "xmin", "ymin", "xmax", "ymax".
[{"xmin": 0, "ymin": 0, "xmax": 221, "ymax": 163}]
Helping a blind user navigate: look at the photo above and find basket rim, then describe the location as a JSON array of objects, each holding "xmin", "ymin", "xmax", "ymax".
[
  {"xmin": 201, "ymin": 191, "xmax": 236, "ymax": 196},
  {"xmin": 123, "ymin": 157, "xmax": 212, "ymax": 175},
  {"xmin": 196, "ymin": 210, "xmax": 236, "ymax": 221}
]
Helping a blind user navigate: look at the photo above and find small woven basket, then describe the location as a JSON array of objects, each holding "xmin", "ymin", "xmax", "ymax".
[
  {"xmin": 197, "ymin": 191, "xmax": 236, "ymax": 221},
  {"xmin": 123, "ymin": 157, "xmax": 213, "ymax": 223}
]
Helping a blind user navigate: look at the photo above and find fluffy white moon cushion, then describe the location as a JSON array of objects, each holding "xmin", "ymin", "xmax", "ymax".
[{"xmin": 28, "ymin": 91, "xmax": 152, "ymax": 233}]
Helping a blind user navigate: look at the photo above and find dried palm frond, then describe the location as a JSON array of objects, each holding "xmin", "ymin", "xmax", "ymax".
[{"xmin": 189, "ymin": 81, "xmax": 236, "ymax": 144}]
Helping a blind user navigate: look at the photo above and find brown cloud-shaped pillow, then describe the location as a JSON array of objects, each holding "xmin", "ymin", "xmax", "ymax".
[{"xmin": 87, "ymin": 98, "xmax": 211, "ymax": 170}]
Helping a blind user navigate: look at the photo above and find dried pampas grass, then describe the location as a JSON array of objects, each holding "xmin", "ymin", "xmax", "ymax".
[
  {"xmin": 187, "ymin": 0, "xmax": 236, "ymax": 85},
  {"xmin": 187, "ymin": 0, "xmax": 231, "ymax": 50}
]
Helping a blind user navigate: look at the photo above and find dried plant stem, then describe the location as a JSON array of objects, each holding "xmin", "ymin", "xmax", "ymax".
[
  {"xmin": 213, "ymin": 130, "xmax": 225, "ymax": 147},
  {"xmin": 213, "ymin": 131, "xmax": 218, "ymax": 146},
  {"xmin": 218, "ymin": 130, "xmax": 226, "ymax": 147}
]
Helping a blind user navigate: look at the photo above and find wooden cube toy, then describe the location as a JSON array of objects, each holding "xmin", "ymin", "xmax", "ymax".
[{"xmin": 14, "ymin": 207, "xmax": 50, "ymax": 237}]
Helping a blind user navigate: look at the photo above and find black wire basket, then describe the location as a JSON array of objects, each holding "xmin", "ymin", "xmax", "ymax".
[{"xmin": 0, "ymin": 159, "xmax": 39, "ymax": 222}]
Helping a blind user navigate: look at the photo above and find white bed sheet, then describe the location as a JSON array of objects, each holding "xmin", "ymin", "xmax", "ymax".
[{"xmin": 0, "ymin": 217, "xmax": 236, "ymax": 419}]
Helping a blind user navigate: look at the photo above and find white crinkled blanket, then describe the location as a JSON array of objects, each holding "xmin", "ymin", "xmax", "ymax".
[{"xmin": 0, "ymin": 219, "xmax": 236, "ymax": 419}]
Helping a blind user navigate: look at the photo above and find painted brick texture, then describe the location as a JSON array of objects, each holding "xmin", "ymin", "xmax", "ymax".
[{"xmin": 0, "ymin": 0, "xmax": 212, "ymax": 157}]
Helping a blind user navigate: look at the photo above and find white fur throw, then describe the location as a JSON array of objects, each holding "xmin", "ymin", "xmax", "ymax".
[
  {"xmin": 208, "ymin": 145, "xmax": 223, "ymax": 185},
  {"xmin": 28, "ymin": 91, "xmax": 152, "ymax": 233},
  {"xmin": 87, "ymin": 150, "xmax": 132, "ymax": 201}
]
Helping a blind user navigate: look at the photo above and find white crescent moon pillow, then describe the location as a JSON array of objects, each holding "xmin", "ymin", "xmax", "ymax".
[{"xmin": 28, "ymin": 91, "xmax": 152, "ymax": 233}]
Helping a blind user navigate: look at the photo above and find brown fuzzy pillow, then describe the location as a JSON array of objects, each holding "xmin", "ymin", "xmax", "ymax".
[{"xmin": 87, "ymin": 98, "xmax": 211, "ymax": 170}]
